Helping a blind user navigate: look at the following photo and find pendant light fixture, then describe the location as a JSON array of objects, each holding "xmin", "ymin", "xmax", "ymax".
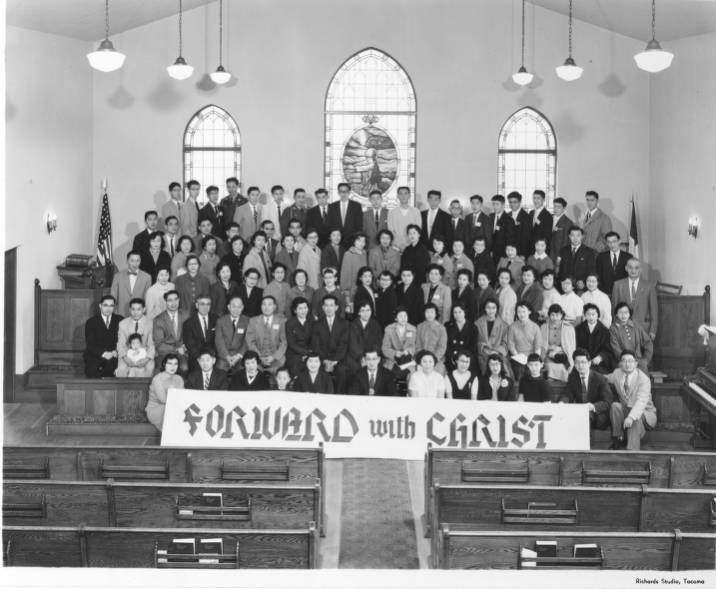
[
  {"xmin": 210, "ymin": 0, "xmax": 231, "ymax": 84},
  {"xmin": 634, "ymin": 0, "xmax": 674, "ymax": 73},
  {"xmin": 512, "ymin": 0, "xmax": 534, "ymax": 86},
  {"xmin": 167, "ymin": 0, "xmax": 194, "ymax": 80},
  {"xmin": 555, "ymin": 0, "xmax": 583, "ymax": 81},
  {"xmin": 87, "ymin": 0, "xmax": 126, "ymax": 72}
]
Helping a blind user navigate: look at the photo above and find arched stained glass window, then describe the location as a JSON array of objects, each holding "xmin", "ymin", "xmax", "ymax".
[
  {"xmin": 497, "ymin": 107, "xmax": 556, "ymax": 207},
  {"xmin": 325, "ymin": 48, "xmax": 416, "ymax": 208},
  {"xmin": 183, "ymin": 105, "xmax": 241, "ymax": 207}
]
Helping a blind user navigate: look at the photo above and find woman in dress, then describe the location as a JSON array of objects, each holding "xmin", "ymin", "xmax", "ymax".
[
  {"xmin": 381, "ymin": 307, "xmax": 417, "ymax": 379},
  {"xmin": 229, "ymin": 350, "xmax": 271, "ymax": 391},
  {"xmin": 209, "ymin": 262, "xmax": 240, "ymax": 316},
  {"xmin": 444, "ymin": 349, "xmax": 479, "ymax": 400},
  {"xmin": 576, "ymin": 302, "xmax": 614, "ymax": 373},
  {"xmin": 539, "ymin": 303, "xmax": 576, "ymax": 382},
  {"xmin": 341, "ymin": 232, "xmax": 368, "ymax": 307},
  {"xmin": 219, "ymin": 235, "xmax": 246, "ymax": 284},
  {"xmin": 174, "ymin": 255, "xmax": 211, "ymax": 313},
  {"xmin": 415, "ymin": 303, "xmax": 448, "ymax": 374},
  {"xmin": 610, "ymin": 302, "xmax": 653, "ymax": 372},
  {"xmin": 445, "ymin": 303, "xmax": 477, "ymax": 371},
  {"xmin": 264, "ymin": 263, "xmax": 291, "ymax": 317},
  {"xmin": 477, "ymin": 353, "xmax": 515, "ymax": 401},
  {"xmin": 199, "ymin": 235, "xmax": 220, "ymax": 285},
  {"xmin": 507, "ymin": 301, "xmax": 543, "ymax": 381},
  {"xmin": 285, "ymin": 296, "xmax": 314, "ymax": 376},
  {"xmin": 496, "ymin": 268, "xmax": 517, "ymax": 325},
  {"xmin": 140, "ymin": 232, "xmax": 173, "ymax": 283},
  {"xmin": 145, "ymin": 353, "xmax": 184, "ymax": 432},
  {"xmin": 171, "ymin": 235, "xmax": 195, "ymax": 279},
  {"xmin": 430, "ymin": 235, "xmax": 453, "ymax": 287},
  {"xmin": 144, "ymin": 266, "xmax": 174, "ymax": 319},
  {"xmin": 296, "ymin": 229, "xmax": 322, "ymax": 290},
  {"xmin": 293, "ymin": 351, "xmax": 335, "ymax": 394},
  {"xmin": 474, "ymin": 271, "xmax": 497, "ymax": 317},
  {"xmin": 352, "ymin": 267, "xmax": 377, "ymax": 318},
  {"xmin": 287, "ymin": 268, "xmax": 315, "ymax": 311},
  {"xmin": 452, "ymin": 269, "xmax": 477, "ymax": 323},
  {"xmin": 395, "ymin": 267, "xmax": 424, "ymax": 327},
  {"xmin": 374, "ymin": 271, "xmax": 398, "ymax": 329},
  {"xmin": 408, "ymin": 350, "xmax": 447, "ymax": 398}
]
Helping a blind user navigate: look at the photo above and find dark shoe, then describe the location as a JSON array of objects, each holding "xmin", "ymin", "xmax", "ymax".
[{"xmin": 608, "ymin": 437, "xmax": 623, "ymax": 450}]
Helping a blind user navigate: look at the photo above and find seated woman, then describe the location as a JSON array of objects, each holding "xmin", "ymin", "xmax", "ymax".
[
  {"xmin": 576, "ymin": 303, "xmax": 614, "ymax": 373},
  {"xmin": 448, "ymin": 239, "xmax": 474, "ymax": 290},
  {"xmin": 374, "ymin": 270, "xmax": 398, "ymax": 329},
  {"xmin": 610, "ymin": 302, "xmax": 654, "ymax": 372},
  {"xmin": 444, "ymin": 349, "xmax": 479, "ymax": 400},
  {"xmin": 296, "ymin": 229, "xmax": 322, "ymax": 290},
  {"xmin": 381, "ymin": 307, "xmax": 417, "ymax": 379},
  {"xmin": 347, "ymin": 301, "xmax": 384, "ymax": 376},
  {"xmin": 518, "ymin": 353, "xmax": 552, "ymax": 402},
  {"xmin": 264, "ymin": 263, "xmax": 291, "ymax": 318},
  {"xmin": 429, "ymin": 235, "xmax": 454, "ymax": 287},
  {"xmin": 145, "ymin": 353, "xmax": 184, "ymax": 432},
  {"xmin": 285, "ymin": 296, "xmax": 314, "ymax": 377},
  {"xmin": 475, "ymin": 297, "xmax": 512, "ymax": 377},
  {"xmin": 341, "ymin": 232, "xmax": 368, "ymax": 307},
  {"xmin": 525, "ymin": 237, "xmax": 554, "ymax": 278},
  {"xmin": 293, "ymin": 351, "xmax": 335, "ymax": 394},
  {"xmin": 352, "ymin": 266, "xmax": 377, "ymax": 318},
  {"xmin": 496, "ymin": 268, "xmax": 517, "ymax": 325},
  {"xmin": 496, "ymin": 244, "xmax": 525, "ymax": 287},
  {"xmin": 559, "ymin": 275, "xmax": 584, "ymax": 326},
  {"xmin": 477, "ymin": 353, "xmax": 515, "ymax": 401},
  {"xmin": 507, "ymin": 301, "xmax": 543, "ymax": 382},
  {"xmin": 445, "ymin": 303, "xmax": 477, "ymax": 371},
  {"xmin": 581, "ymin": 273, "xmax": 613, "ymax": 328},
  {"xmin": 415, "ymin": 303, "xmax": 448, "ymax": 375},
  {"xmin": 539, "ymin": 303, "xmax": 576, "ymax": 382},
  {"xmin": 175, "ymin": 255, "xmax": 211, "ymax": 314},
  {"xmin": 408, "ymin": 350, "xmax": 447, "ymax": 398},
  {"xmin": 287, "ymin": 268, "xmax": 315, "ymax": 312},
  {"xmin": 368, "ymin": 229, "xmax": 401, "ymax": 282},
  {"xmin": 171, "ymin": 235, "xmax": 195, "ymax": 279},
  {"xmin": 145, "ymin": 266, "xmax": 174, "ymax": 319},
  {"xmin": 229, "ymin": 350, "xmax": 271, "ymax": 391},
  {"xmin": 538, "ymin": 269, "xmax": 561, "ymax": 323},
  {"xmin": 273, "ymin": 365, "xmax": 294, "ymax": 391},
  {"xmin": 474, "ymin": 271, "xmax": 497, "ymax": 317},
  {"xmin": 198, "ymin": 235, "xmax": 221, "ymax": 285},
  {"xmin": 452, "ymin": 269, "xmax": 478, "ymax": 322},
  {"xmin": 395, "ymin": 267, "xmax": 424, "ymax": 327},
  {"xmin": 515, "ymin": 266, "xmax": 543, "ymax": 323},
  {"xmin": 209, "ymin": 262, "xmax": 239, "ymax": 316}
]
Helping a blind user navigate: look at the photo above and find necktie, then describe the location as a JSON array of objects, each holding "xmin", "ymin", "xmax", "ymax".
[
  {"xmin": 171, "ymin": 313, "xmax": 178, "ymax": 336},
  {"xmin": 177, "ymin": 201, "xmax": 182, "ymax": 212},
  {"xmin": 369, "ymin": 372, "xmax": 375, "ymax": 393},
  {"xmin": 233, "ymin": 318, "xmax": 238, "ymax": 331},
  {"xmin": 321, "ymin": 207, "xmax": 327, "ymax": 221},
  {"xmin": 170, "ymin": 237, "xmax": 175, "ymax": 257},
  {"xmin": 494, "ymin": 214, "xmax": 499, "ymax": 231},
  {"xmin": 586, "ymin": 211, "xmax": 592, "ymax": 223},
  {"xmin": 623, "ymin": 374, "xmax": 630, "ymax": 396},
  {"xmin": 105, "ymin": 316, "xmax": 110, "ymax": 329},
  {"xmin": 612, "ymin": 253, "xmax": 617, "ymax": 271},
  {"xmin": 341, "ymin": 203, "xmax": 346, "ymax": 225},
  {"xmin": 134, "ymin": 320, "xmax": 139, "ymax": 333},
  {"xmin": 630, "ymin": 280, "xmax": 637, "ymax": 302},
  {"xmin": 582, "ymin": 376, "xmax": 588, "ymax": 401},
  {"xmin": 375, "ymin": 211, "xmax": 380, "ymax": 230},
  {"xmin": 204, "ymin": 372, "xmax": 210, "ymax": 390},
  {"xmin": 572, "ymin": 247, "xmax": 577, "ymax": 255},
  {"xmin": 261, "ymin": 252, "xmax": 270, "ymax": 281},
  {"xmin": 202, "ymin": 316, "xmax": 208, "ymax": 339},
  {"xmin": 474, "ymin": 215, "xmax": 479, "ymax": 227},
  {"xmin": 277, "ymin": 203, "xmax": 281, "ymax": 218},
  {"xmin": 265, "ymin": 316, "xmax": 269, "ymax": 328},
  {"xmin": 253, "ymin": 207, "xmax": 258, "ymax": 228}
]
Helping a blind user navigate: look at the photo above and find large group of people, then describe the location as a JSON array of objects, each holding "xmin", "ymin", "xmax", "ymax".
[{"xmin": 83, "ymin": 178, "xmax": 660, "ymax": 449}]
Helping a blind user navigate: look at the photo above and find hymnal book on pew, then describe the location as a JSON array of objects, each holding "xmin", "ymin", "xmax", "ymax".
[
  {"xmin": 520, "ymin": 547, "xmax": 537, "ymax": 567},
  {"xmin": 535, "ymin": 540, "xmax": 557, "ymax": 557},
  {"xmin": 202, "ymin": 492, "xmax": 223, "ymax": 507},
  {"xmin": 199, "ymin": 538, "xmax": 223, "ymax": 554},
  {"xmin": 170, "ymin": 538, "xmax": 196, "ymax": 555},
  {"xmin": 573, "ymin": 543, "xmax": 600, "ymax": 558}
]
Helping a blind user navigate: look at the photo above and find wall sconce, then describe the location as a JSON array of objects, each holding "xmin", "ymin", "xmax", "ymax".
[
  {"xmin": 46, "ymin": 213, "xmax": 58, "ymax": 234},
  {"xmin": 688, "ymin": 216, "xmax": 700, "ymax": 239}
]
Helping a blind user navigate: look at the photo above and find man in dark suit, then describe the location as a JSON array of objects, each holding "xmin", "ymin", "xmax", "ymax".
[
  {"xmin": 185, "ymin": 347, "xmax": 229, "ymax": 390},
  {"xmin": 280, "ymin": 188, "xmax": 309, "ymax": 237},
  {"xmin": 528, "ymin": 190, "xmax": 554, "ymax": 254},
  {"xmin": 421, "ymin": 190, "xmax": 452, "ymax": 250},
  {"xmin": 311, "ymin": 294, "xmax": 350, "ymax": 391},
  {"xmin": 363, "ymin": 190, "xmax": 389, "ymax": 246},
  {"xmin": 506, "ymin": 192, "xmax": 532, "ymax": 258},
  {"xmin": 83, "ymin": 294, "xmax": 123, "ymax": 377},
  {"xmin": 558, "ymin": 226, "xmax": 597, "ymax": 292},
  {"xmin": 596, "ymin": 231, "xmax": 633, "ymax": 295},
  {"xmin": 464, "ymin": 195, "xmax": 493, "ymax": 253},
  {"xmin": 182, "ymin": 294, "xmax": 218, "ymax": 372},
  {"xmin": 305, "ymin": 188, "xmax": 331, "ymax": 248},
  {"xmin": 446, "ymin": 199, "xmax": 467, "ymax": 250},
  {"xmin": 132, "ymin": 210, "xmax": 160, "ymax": 253},
  {"xmin": 559, "ymin": 348, "xmax": 613, "ymax": 429},
  {"xmin": 489, "ymin": 194, "xmax": 515, "ymax": 264},
  {"xmin": 218, "ymin": 177, "xmax": 247, "ymax": 234},
  {"xmin": 260, "ymin": 220, "xmax": 281, "ymax": 262},
  {"xmin": 327, "ymin": 182, "xmax": 363, "ymax": 247},
  {"xmin": 198, "ymin": 185, "xmax": 223, "ymax": 233},
  {"xmin": 350, "ymin": 348, "xmax": 397, "ymax": 396},
  {"xmin": 550, "ymin": 197, "xmax": 574, "ymax": 266}
]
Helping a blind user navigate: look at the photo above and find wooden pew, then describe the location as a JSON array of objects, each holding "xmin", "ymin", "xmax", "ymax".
[
  {"xmin": 682, "ymin": 370, "xmax": 716, "ymax": 450},
  {"xmin": 3, "ymin": 480, "xmax": 321, "ymax": 532},
  {"xmin": 424, "ymin": 447, "xmax": 716, "ymax": 534},
  {"xmin": 435, "ymin": 527, "xmax": 715, "ymax": 570},
  {"xmin": 3, "ymin": 524, "xmax": 318, "ymax": 568}
]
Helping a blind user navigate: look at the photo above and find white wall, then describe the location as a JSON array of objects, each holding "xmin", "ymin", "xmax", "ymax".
[
  {"xmin": 650, "ymin": 32, "xmax": 716, "ymax": 319},
  {"xmin": 6, "ymin": 26, "xmax": 93, "ymax": 372},
  {"xmin": 91, "ymin": 0, "xmax": 650, "ymax": 263}
]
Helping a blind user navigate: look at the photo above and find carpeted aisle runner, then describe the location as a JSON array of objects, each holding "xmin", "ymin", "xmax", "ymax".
[{"xmin": 338, "ymin": 458, "xmax": 419, "ymax": 568}]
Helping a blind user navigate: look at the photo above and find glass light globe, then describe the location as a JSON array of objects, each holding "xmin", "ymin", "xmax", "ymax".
[
  {"xmin": 87, "ymin": 39, "xmax": 126, "ymax": 72},
  {"xmin": 512, "ymin": 66, "xmax": 533, "ymax": 86},
  {"xmin": 634, "ymin": 39, "xmax": 674, "ymax": 73},
  {"xmin": 556, "ymin": 57, "xmax": 584, "ymax": 81},
  {"xmin": 210, "ymin": 65, "xmax": 231, "ymax": 85},
  {"xmin": 167, "ymin": 56, "xmax": 194, "ymax": 80}
]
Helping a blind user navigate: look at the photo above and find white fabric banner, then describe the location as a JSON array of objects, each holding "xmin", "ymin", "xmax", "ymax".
[{"xmin": 161, "ymin": 389, "xmax": 591, "ymax": 459}]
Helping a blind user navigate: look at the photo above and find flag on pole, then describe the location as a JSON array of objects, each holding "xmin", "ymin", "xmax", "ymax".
[
  {"xmin": 96, "ymin": 181, "xmax": 113, "ymax": 266},
  {"xmin": 629, "ymin": 197, "xmax": 639, "ymax": 259}
]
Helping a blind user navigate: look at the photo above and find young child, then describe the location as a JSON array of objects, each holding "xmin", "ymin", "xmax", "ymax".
[
  {"xmin": 559, "ymin": 276, "xmax": 584, "ymax": 326},
  {"xmin": 517, "ymin": 352, "xmax": 552, "ymax": 402},
  {"xmin": 125, "ymin": 333, "xmax": 150, "ymax": 377},
  {"xmin": 274, "ymin": 366, "xmax": 293, "ymax": 391},
  {"xmin": 264, "ymin": 263, "xmax": 290, "ymax": 317}
]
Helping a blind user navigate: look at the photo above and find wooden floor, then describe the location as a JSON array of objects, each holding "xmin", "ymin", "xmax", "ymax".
[{"xmin": 0, "ymin": 400, "xmax": 693, "ymax": 569}]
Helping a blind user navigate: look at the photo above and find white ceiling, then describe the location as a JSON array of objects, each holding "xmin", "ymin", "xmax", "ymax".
[
  {"xmin": 7, "ymin": 0, "xmax": 716, "ymax": 43},
  {"xmin": 6, "ymin": 0, "xmax": 214, "ymax": 42},
  {"xmin": 530, "ymin": 0, "xmax": 716, "ymax": 43}
]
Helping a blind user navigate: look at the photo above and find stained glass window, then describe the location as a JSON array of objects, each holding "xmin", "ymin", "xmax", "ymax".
[
  {"xmin": 497, "ymin": 107, "xmax": 556, "ymax": 208},
  {"xmin": 183, "ymin": 105, "xmax": 241, "ymax": 207},
  {"xmin": 325, "ymin": 48, "xmax": 416, "ymax": 208}
]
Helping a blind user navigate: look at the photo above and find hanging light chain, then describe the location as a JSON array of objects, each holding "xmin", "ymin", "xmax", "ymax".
[
  {"xmin": 568, "ymin": 0, "xmax": 573, "ymax": 57},
  {"xmin": 219, "ymin": 0, "xmax": 224, "ymax": 66},
  {"xmin": 178, "ymin": 0, "xmax": 183, "ymax": 55},
  {"xmin": 651, "ymin": 0, "xmax": 657, "ymax": 41},
  {"xmin": 521, "ymin": 0, "xmax": 526, "ymax": 66},
  {"xmin": 104, "ymin": 0, "xmax": 110, "ymax": 40}
]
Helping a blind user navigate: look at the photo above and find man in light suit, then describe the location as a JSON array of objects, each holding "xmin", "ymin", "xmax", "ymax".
[
  {"xmin": 132, "ymin": 211, "xmax": 160, "ymax": 254},
  {"xmin": 363, "ymin": 190, "xmax": 389, "ymax": 246},
  {"xmin": 422, "ymin": 264, "xmax": 452, "ymax": 324},
  {"xmin": 327, "ymin": 182, "xmax": 363, "ymax": 247},
  {"xmin": 215, "ymin": 295, "xmax": 250, "ymax": 372},
  {"xmin": 182, "ymin": 295, "xmax": 218, "ymax": 372},
  {"xmin": 611, "ymin": 258, "xmax": 658, "ymax": 340},
  {"xmin": 160, "ymin": 182, "xmax": 184, "ymax": 232},
  {"xmin": 153, "ymin": 290, "xmax": 189, "ymax": 373},
  {"xmin": 245, "ymin": 295, "xmax": 287, "ymax": 375},
  {"xmin": 550, "ymin": 197, "xmax": 573, "ymax": 266},
  {"xmin": 580, "ymin": 190, "xmax": 612, "ymax": 253},
  {"xmin": 280, "ymin": 188, "xmax": 309, "ymax": 238},
  {"xmin": 110, "ymin": 251, "xmax": 152, "ymax": 317},
  {"xmin": 115, "ymin": 298, "xmax": 156, "ymax": 377},
  {"xmin": 596, "ymin": 231, "xmax": 633, "ymax": 295},
  {"xmin": 607, "ymin": 350, "xmax": 657, "ymax": 450},
  {"xmin": 464, "ymin": 195, "xmax": 493, "ymax": 253},
  {"xmin": 529, "ymin": 190, "xmax": 554, "ymax": 254},
  {"xmin": 421, "ymin": 190, "xmax": 452, "ymax": 251},
  {"xmin": 234, "ymin": 186, "xmax": 263, "ymax": 243},
  {"xmin": 262, "ymin": 185, "xmax": 291, "ymax": 240},
  {"xmin": 181, "ymin": 180, "xmax": 201, "ymax": 238}
]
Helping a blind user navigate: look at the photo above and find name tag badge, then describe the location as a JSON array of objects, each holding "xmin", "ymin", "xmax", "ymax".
[
  {"xmin": 456, "ymin": 263, "xmax": 463, "ymax": 269},
  {"xmin": 433, "ymin": 294, "xmax": 441, "ymax": 301},
  {"xmin": 272, "ymin": 324, "xmax": 280, "ymax": 330},
  {"xmin": 237, "ymin": 328, "xmax": 245, "ymax": 334},
  {"xmin": 476, "ymin": 222, "xmax": 481, "ymax": 227},
  {"xmin": 406, "ymin": 332, "xmax": 414, "ymax": 337}
]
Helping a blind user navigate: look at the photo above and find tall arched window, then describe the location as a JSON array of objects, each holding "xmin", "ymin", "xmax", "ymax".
[
  {"xmin": 325, "ymin": 48, "xmax": 416, "ymax": 208},
  {"xmin": 183, "ymin": 105, "xmax": 241, "ymax": 207},
  {"xmin": 497, "ymin": 107, "xmax": 556, "ymax": 207}
]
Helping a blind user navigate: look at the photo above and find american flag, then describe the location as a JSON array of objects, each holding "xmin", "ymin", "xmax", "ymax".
[
  {"xmin": 96, "ymin": 190, "xmax": 113, "ymax": 266},
  {"xmin": 628, "ymin": 197, "xmax": 639, "ymax": 259}
]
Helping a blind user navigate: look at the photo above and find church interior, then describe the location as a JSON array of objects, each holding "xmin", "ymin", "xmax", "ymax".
[{"xmin": 3, "ymin": 0, "xmax": 716, "ymax": 583}]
